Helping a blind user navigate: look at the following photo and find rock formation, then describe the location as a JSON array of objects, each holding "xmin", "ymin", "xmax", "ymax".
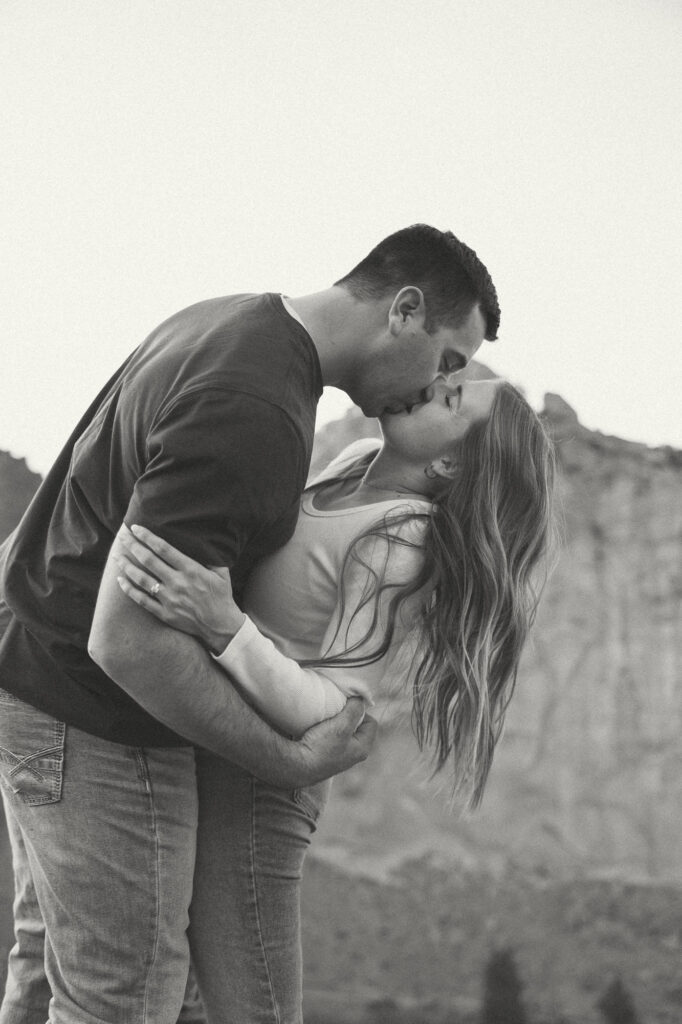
[{"xmin": 0, "ymin": 451, "xmax": 41, "ymax": 544}]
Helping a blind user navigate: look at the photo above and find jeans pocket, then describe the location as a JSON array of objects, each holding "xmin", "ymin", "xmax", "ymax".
[
  {"xmin": 0, "ymin": 689, "xmax": 65, "ymax": 805},
  {"xmin": 291, "ymin": 777, "xmax": 332, "ymax": 829}
]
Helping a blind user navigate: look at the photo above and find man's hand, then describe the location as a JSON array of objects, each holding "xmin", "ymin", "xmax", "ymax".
[{"xmin": 286, "ymin": 697, "xmax": 377, "ymax": 787}]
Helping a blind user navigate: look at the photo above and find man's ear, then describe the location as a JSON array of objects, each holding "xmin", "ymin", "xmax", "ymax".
[
  {"xmin": 428, "ymin": 456, "xmax": 459, "ymax": 481},
  {"xmin": 388, "ymin": 286, "xmax": 426, "ymax": 336}
]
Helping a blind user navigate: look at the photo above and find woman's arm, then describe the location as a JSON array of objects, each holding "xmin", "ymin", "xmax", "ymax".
[
  {"xmin": 115, "ymin": 523, "xmax": 423, "ymax": 737},
  {"xmin": 212, "ymin": 617, "xmax": 357, "ymax": 735}
]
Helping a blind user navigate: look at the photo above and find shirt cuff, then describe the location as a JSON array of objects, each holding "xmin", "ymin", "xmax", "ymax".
[{"xmin": 211, "ymin": 614, "xmax": 261, "ymax": 665}]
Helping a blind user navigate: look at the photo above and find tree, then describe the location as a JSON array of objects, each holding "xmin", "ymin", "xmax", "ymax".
[{"xmin": 480, "ymin": 947, "xmax": 527, "ymax": 1024}]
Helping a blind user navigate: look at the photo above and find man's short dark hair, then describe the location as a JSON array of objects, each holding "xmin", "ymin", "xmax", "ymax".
[{"xmin": 334, "ymin": 224, "xmax": 500, "ymax": 341}]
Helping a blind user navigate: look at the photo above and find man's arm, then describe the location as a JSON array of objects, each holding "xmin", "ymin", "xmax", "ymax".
[{"xmin": 88, "ymin": 531, "xmax": 375, "ymax": 787}]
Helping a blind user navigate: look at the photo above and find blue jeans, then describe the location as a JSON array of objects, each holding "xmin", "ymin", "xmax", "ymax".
[
  {"xmin": 188, "ymin": 750, "xmax": 331, "ymax": 1024},
  {"xmin": 0, "ymin": 688, "xmax": 198, "ymax": 1024},
  {"xmin": 0, "ymin": 692, "xmax": 330, "ymax": 1023}
]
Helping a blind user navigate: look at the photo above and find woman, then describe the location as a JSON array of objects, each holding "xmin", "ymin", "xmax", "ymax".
[{"xmin": 116, "ymin": 377, "xmax": 555, "ymax": 1023}]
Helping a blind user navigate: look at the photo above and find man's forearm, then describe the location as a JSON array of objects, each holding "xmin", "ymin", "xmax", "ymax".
[
  {"xmin": 89, "ymin": 553, "xmax": 311, "ymax": 786},
  {"xmin": 122, "ymin": 634, "xmax": 307, "ymax": 784},
  {"xmin": 90, "ymin": 536, "xmax": 376, "ymax": 786}
]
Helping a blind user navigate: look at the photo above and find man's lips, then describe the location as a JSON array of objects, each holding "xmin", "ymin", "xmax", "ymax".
[
  {"xmin": 379, "ymin": 383, "xmax": 438, "ymax": 417},
  {"xmin": 382, "ymin": 399, "xmax": 423, "ymax": 416}
]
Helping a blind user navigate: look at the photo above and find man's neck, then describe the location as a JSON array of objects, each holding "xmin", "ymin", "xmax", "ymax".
[{"xmin": 285, "ymin": 287, "xmax": 382, "ymax": 391}]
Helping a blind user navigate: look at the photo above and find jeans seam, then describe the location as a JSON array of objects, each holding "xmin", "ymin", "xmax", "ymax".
[
  {"xmin": 250, "ymin": 776, "xmax": 281, "ymax": 1024},
  {"xmin": 134, "ymin": 747, "xmax": 161, "ymax": 1024}
]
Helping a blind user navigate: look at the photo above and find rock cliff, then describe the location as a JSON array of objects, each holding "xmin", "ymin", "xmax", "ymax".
[{"xmin": 0, "ymin": 451, "xmax": 41, "ymax": 545}]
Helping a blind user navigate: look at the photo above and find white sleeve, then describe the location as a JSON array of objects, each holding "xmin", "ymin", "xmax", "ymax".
[
  {"xmin": 212, "ymin": 616, "xmax": 353, "ymax": 736},
  {"xmin": 212, "ymin": 520, "xmax": 425, "ymax": 737}
]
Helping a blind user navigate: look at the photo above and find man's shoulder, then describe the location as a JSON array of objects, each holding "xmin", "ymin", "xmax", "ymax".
[
  {"xmin": 148, "ymin": 291, "xmax": 301, "ymax": 354},
  {"xmin": 127, "ymin": 292, "xmax": 322, "ymax": 422},
  {"xmin": 135, "ymin": 292, "xmax": 276, "ymax": 365}
]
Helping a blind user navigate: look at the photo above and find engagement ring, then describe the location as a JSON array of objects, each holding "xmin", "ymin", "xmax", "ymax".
[{"xmin": 150, "ymin": 582, "xmax": 161, "ymax": 597}]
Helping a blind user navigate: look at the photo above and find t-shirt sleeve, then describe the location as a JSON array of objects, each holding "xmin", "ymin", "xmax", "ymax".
[{"xmin": 124, "ymin": 387, "xmax": 303, "ymax": 567}]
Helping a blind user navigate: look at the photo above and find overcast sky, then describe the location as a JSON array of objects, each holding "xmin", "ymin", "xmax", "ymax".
[{"xmin": 2, "ymin": 0, "xmax": 680, "ymax": 476}]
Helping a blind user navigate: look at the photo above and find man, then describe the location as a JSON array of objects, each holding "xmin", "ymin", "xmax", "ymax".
[{"xmin": 0, "ymin": 224, "xmax": 499, "ymax": 1023}]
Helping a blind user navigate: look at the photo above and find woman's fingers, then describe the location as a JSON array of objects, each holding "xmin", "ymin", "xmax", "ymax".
[
  {"xmin": 127, "ymin": 525, "xmax": 225, "ymax": 592},
  {"xmin": 118, "ymin": 528, "xmax": 174, "ymax": 583},
  {"xmin": 116, "ymin": 552, "xmax": 162, "ymax": 597},
  {"xmin": 130, "ymin": 524, "xmax": 191, "ymax": 572},
  {"xmin": 116, "ymin": 575, "xmax": 169, "ymax": 623}
]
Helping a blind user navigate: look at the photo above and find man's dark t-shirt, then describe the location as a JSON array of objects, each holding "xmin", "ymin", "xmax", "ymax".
[{"xmin": 0, "ymin": 293, "xmax": 322, "ymax": 746}]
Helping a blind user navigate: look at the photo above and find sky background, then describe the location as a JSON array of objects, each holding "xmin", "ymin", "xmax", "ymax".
[{"xmin": 1, "ymin": 0, "xmax": 680, "ymax": 477}]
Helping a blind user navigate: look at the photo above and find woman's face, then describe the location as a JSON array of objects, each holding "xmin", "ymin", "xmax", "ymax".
[{"xmin": 379, "ymin": 377, "xmax": 504, "ymax": 464}]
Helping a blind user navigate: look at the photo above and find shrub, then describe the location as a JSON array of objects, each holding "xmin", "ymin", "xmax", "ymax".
[
  {"xmin": 480, "ymin": 947, "xmax": 527, "ymax": 1024},
  {"xmin": 597, "ymin": 976, "xmax": 640, "ymax": 1024}
]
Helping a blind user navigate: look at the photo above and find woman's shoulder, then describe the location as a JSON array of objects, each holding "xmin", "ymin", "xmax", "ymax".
[
  {"xmin": 353, "ymin": 507, "xmax": 429, "ymax": 585},
  {"xmin": 307, "ymin": 437, "xmax": 381, "ymax": 488}
]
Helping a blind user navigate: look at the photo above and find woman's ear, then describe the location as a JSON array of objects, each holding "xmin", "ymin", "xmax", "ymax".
[{"xmin": 428, "ymin": 456, "xmax": 459, "ymax": 481}]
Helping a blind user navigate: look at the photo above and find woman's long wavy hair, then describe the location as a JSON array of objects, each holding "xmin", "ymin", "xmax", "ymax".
[{"xmin": 309, "ymin": 383, "xmax": 556, "ymax": 809}]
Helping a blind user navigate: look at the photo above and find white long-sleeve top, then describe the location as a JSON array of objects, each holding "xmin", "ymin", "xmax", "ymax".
[{"xmin": 212, "ymin": 439, "xmax": 431, "ymax": 737}]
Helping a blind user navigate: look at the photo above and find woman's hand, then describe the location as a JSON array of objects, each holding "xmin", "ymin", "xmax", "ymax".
[{"xmin": 114, "ymin": 524, "xmax": 245, "ymax": 654}]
